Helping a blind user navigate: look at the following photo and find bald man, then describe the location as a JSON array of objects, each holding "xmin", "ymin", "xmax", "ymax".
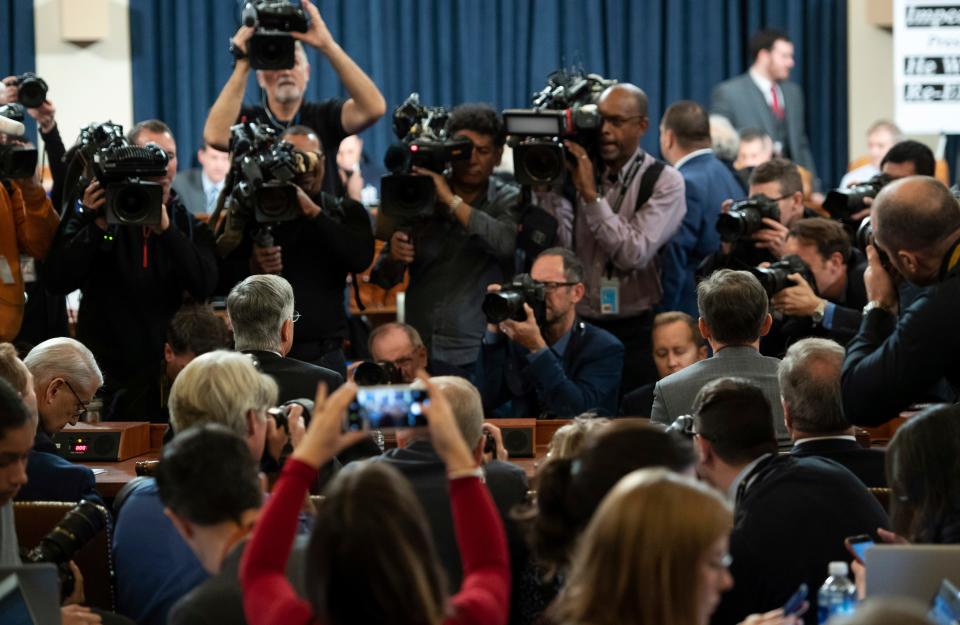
[
  {"xmin": 842, "ymin": 176, "xmax": 960, "ymax": 425},
  {"xmin": 542, "ymin": 83, "xmax": 686, "ymax": 393}
]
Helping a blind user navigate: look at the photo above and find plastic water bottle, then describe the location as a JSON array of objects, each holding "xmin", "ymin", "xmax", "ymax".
[{"xmin": 817, "ymin": 561, "xmax": 857, "ymax": 623}]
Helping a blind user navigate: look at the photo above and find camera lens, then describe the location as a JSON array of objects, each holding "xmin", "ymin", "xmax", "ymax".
[
  {"xmin": 112, "ymin": 185, "xmax": 152, "ymax": 223},
  {"xmin": 482, "ymin": 290, "xmax": 525, "ymax": 324},
  {"xmin": 520, "ymin": 144, "xmax": 564, "ymax": 184}
]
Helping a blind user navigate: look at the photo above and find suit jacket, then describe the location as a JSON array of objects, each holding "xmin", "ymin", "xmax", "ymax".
[
  {"xmin": 621, "ymin": 382, "xmax": 656, "ymax": 417},
  {"xmin": 712, "ymin": 455, "xmax": 889, "ymax": 625},
  {"xmin": 651, "ymin": 346, "xmax": 789, "ymax": 444},
  {"xmin": 16, "ymin": 429, "xmax": 103, "ymax": 505},
  {"xmin": 790, "ymin": 437, "xmax": 887, "ymax": 488},
  {"xmin": 474, "ymin": 320, "xmax": 624, "ymax": 418},
  {"xmin": 660, "ymin": 151, "xmax": 745, "ymax": 316},
  {"xmin": 171, "ymin": 169, "xmax": 211, "ymax": 216},
  {"xmin": 711, "ymin": 73, "xmax": 817, "ymax": 184},
  {"xmin": 243, "ymin": 350, "xmax": 343, "ymax": 403}
]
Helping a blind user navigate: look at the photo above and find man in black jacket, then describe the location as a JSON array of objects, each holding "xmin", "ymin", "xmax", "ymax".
[
  {"xmin": 217, "ymin": 125, "xmax": 374, "ymax": 378},
  {"xmin": 44, "ymin": 120, "xmax": 218, "ymax": 402},
  {"xmin": 780, "ymin": 338, "xmax": 886, "ymax": 488},
  {"xmin": 842, "ymin": 176, "xmax": 960, "ymax": 426},
  {"xmin": 693, "ymin": 377, "xmax": 888, "ymax": 625}
]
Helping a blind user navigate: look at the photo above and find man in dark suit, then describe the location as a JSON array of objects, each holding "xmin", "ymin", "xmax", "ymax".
[
  {"xmin": 226, "ymin": 274, "xmax": 342, "ymax": 402},
  {"xmin": 375, "ymin": 376, "xmax": 528, "ymax": 619},
  {"xmin": 711, "ymin": 29, "xmax": 817, "ymax": 185},
  {"xmin": 779, "ymin": 338, "xmax": 886, "ymax": 488},
  {"xmin": 651, "ymin": 270, "xmax": 789, "ymax": 444},
  {"xmin": 692, "ymin": 378, "xmax": 888, "ymax": 625},
  {"xmin": 659, "ymin": 101, "xmax": 746, "ymax": 316},
  {"xmin": 171, "ymin": 141, "xmax": 230, "ymax": 216},
  {"xmin": 474, "ymin": 248, "xmax": 624, "ymax": 418}
]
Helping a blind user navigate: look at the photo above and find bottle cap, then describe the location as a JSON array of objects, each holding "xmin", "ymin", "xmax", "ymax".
[{"xmin": 829, "ymin": 561, "xmax": 849, "ymax": 576}]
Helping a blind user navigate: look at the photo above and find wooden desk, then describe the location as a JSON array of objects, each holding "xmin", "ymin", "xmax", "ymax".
[{"xmin": 85, "ymin": 452, "xmax": 160, "ymax": 498}]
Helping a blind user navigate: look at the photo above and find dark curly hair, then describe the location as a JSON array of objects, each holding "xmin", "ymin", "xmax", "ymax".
[{"xmin": 446, "ymin": 104, "xmax": 506, "ymax": 148}]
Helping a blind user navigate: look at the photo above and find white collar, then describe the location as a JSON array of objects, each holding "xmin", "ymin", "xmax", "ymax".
[
  {"xmin": 674, "ymin": 148, "xmax": 714, "ymax": 170},
  {"xmin": 749, "ymin": 68, "xmax": 775, "ymax": 95},
  {"xmin": 794, "ymin": 435, "xmax": 858, "ymax": 446}
]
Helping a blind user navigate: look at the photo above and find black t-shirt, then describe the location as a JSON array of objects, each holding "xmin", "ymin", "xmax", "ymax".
[{"xmin": 239, "ymin": 98, "xmax": 348, "ymax": 195}]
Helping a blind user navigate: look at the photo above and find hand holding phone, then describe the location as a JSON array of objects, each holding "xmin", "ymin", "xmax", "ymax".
[
  {"xmin": 782, "ymin": 583, "xmax": 808, "ymax": 616},
  {"xmin": 844, "ymin": 534, "xmax": 876, "ymax": 564},
  {"xmin": 344, "ymin": 385, "xmax": 429, "ymax": 432}
]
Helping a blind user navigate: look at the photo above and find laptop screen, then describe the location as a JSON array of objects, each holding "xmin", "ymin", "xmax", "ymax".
[
  {"xmin": 929, "ymin": 579, "xmax": 960, "ymax": 625},
  {"xmin": 0, "ymin": 574, "xmax": 36, "ymax": 625}
]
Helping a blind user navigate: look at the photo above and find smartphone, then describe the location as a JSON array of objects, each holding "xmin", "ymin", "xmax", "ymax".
[
  {"xmin": 344, "ymin": 385, "xmax": 429, "ymax": 432},
  {"xmin": 844, "ymin": 534, "xmax": 876, "ymax": 564},
  {"xmin": 782, "ymin": 583, "xmax": 808, "ymax": 616},
  {"xmin": 928, "ymin": 579, "xmax": 960, "ymax": 625}
]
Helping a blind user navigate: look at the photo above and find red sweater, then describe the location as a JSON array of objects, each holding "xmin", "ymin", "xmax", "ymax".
[{"xmin": 240, "ymin": 459, "xmax": 511, "ymax": 625}]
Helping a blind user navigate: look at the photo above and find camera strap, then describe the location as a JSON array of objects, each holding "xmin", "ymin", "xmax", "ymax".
[
  {"xmin": 609, "ymin": 152, "xmax": 645, "ymax": 215},
  {"xmin": 602, "ymin": 154, "xmax": 665, "ymax": 280},
  {"xmin": 260, "ymin": 92, "xmax": 302, "ymax": 131}
]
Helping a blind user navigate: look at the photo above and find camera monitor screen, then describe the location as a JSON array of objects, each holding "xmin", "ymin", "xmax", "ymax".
[
  {"xmin": 345, "ymin": 386, "xmax": 429, "ymax": 431},
  {"xmin": 929, "ymin": 579, "xmax": 960, "ymax": 625},
  {"xmin": 502, "ymin": 109, "xmax": 564, "ymax": 136}
]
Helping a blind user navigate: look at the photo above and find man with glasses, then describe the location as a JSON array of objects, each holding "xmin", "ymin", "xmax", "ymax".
[
  {"xmin": 549, "ymin": 83, "xmax": 685, "ymax": 395},
  {"xmin": 366, "ymin": 322, "xmax": 466, "ymax": 384},
  {"xmin": 474, "ymin": 248, "xmax": 624, "ymax": 418}
]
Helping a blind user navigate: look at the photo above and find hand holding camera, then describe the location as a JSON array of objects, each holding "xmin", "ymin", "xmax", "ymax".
[
  {"xmin": 265, "ymin": 401, "xmax": 307, "ymax": 462},
  {"xmin": 82, "ymin": 180, "xmax": 108, "ymax": 231},
  {"xmin": 770, "ymin": 273, "xmax": 823, "ymax": 317},
  {"xmin": 290, "ymin": 0, "xmax": 335, "ymax": 53},
  {"xmin": 499, "ymin": 303, "xmax": 547, "ymax": 352},
  {"xmin": 751, "ymin": 217, "xmax": 790, "ymax": 258},
  {"xmin": 864, "ymin": 244, "xmax": 899, "ymax": 315},
  {"xmin": 388, "ymin": 230, "xmax": 415, "ymax": 264},
  {"xmin": 564, "ymin": 139, "xmax": 598, "ymax": 203}
]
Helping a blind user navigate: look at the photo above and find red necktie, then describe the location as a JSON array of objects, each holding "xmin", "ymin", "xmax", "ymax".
[{"xmin": 771, "ymin": 85, "xmax": 784, "ymax": 120}]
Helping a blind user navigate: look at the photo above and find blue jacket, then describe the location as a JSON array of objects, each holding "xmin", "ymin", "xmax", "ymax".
[
  {"xmin": 474, "ymin": 320, "xmax": 624, "ymax": 418},
  {"xmin": 16, "ymin": 429, "xmax": 102, "ymax": 505},
  {"xmin": 660, "ymin": 151, "xmax": 744, "ymax": 315}
]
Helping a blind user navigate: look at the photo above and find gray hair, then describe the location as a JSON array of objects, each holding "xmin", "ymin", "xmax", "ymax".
[
  {"xmin": 23, "ymin": 337, "xmax": 103, "ymax": 390},
  {"xmin": 696, "ymin": 270, "xmax": 768, "ymax": 345},
  {"xmin": 227, "ymin": 275, "xmax": 295, "ymax": 352},
  {"xmin": 431, "ymin": 376, "xmax": 484, "ymax": 448},
  {"xmin": 778, "ymin": 338, "xmax": 848, "ymax": 435},
  {"xmin": 168, "ymin": 350, "xmax": 278, "ymax": 436},
  {"xmin": 537, "ymin": 247, "xmax": 585, "ymax": 284},
  {"xmin": 709, "ymin": 115, "xmax": 739, "ymax": 162}
]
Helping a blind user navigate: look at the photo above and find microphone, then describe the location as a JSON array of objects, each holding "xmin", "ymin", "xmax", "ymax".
[{"xmin": 0, "ymin": 115, "xmax": 25, "ymax": 137}]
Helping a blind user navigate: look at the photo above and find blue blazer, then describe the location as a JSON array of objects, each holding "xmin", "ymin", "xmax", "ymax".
[
  {"xmin": 17, "ymin": 430, "xmax": 103, "ymax": 505},
  {"xmin": 474, "ymin": 320, "xmax": 624, "ymax": 418},
  {"xmin": 660, "ymin": 151, "xmax": 745, "ymax": 316}
]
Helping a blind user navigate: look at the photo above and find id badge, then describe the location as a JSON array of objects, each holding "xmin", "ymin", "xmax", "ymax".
[
  {"xmin": 0, "ymin": 256, "xmax": 14, "ymax": 285},
  {"xmin": 19, "ymin": 255, "xmax": 36, "ymax": 283},
  {"xmin": 600, "ymin": 277, "xmax": 620, "ymax": 315}
]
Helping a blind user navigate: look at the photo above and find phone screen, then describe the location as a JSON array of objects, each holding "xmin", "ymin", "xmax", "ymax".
[
  {"xmin": 929, "ymin": 579, "xmax": 960, "ymax": 625},
  {"xmin": 850, "ymin": 538, "xmax": 875, "ymax": 563},
  {"xmin": 782, "ymin": 583, "xmax": 808, "ymax": 616},
  {"xmin": 345, "ymin": 386, "xmax": 429, "ymax": 431}
]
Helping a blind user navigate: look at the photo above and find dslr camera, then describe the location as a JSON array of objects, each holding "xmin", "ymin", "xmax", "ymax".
[
  {"xmin": 822, "ymin": 173, "xmax": 890, "ymax": 222},
  {"xmin": 9, "ymin": 72, "xmax": 48, "ymax": 108},
  {"xmin": 716, "ymin": 195, "xmax": 781, "ymax": 243},
  {"xmin": 502, "ymin": 69, "xmax": 617, "ymax": 186},
  {"xmin": 353, "ymin": 360, "xmax": 403, "ymax": 386},
  {"xmin": 241, "ymin": 0, "xmax": 309, "ymax": 70},
  {"xmin": 75, "ymin": 121, "xmax": 169, "ymax": 226},
  {"xmin": 22, "ymin": 499, "xmax": 109, "ymax": 600},
  {"xmin": 0, "ymin": 103, "xmax": 38, "ymax": 179},
  {"xmin": 379, "ymin": 93, "xmax": 473, "ymax": 234},
  {"xmin": 749, "ymin": 254, "xmax": 817, "ymax": 298},
  {"xmin": 482, "ymin": 273, "xmax": 547, "ymax": 326},
  {"xmin": 855, "ymin": 216, "xmax": 893, "ymax": 273},
  {"xmin": 227, "ymin": 121, "xmax": 320, "ymax": 223}
]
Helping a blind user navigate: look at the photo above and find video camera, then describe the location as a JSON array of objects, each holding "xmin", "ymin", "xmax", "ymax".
[
  {"xmin": 227, "ymin": 121, "xmax": 320, "ymax": 224},
  {"xmin": 22, "ymin": 499, "xmax": 109, "ymax": 600},
  {"xmin": 379, "ymin": 93, "xmax": 472, "ymax": 233},
  {"xmin": 749, "ymin": 254, "xmax": 817, "ymax": 298},
  {"xmin": 241, "ymin": 0, "xmax": 309, "ymax": 70},
  {"xmin": 482, "ymin": 273, "xmax": 547, "ymax": 326},
  {"xmin": 9, "ymin": 72, "xmax": 48, "ymax": 108},
  {"xmin": 0, "ymin": 103, "xmax": 38, "ymax": 179},
  {"xmin": 823, "ymin": 174, "xmax": 890, "ymax": 222},
  {"xmin": 502, "ymin": 69, "xmax": 617, "ymax": 186},
  {"xmin": 75, "ymin": 121, "xmax": 169, "ymax": 226},
  {"xmin": 716, "ymin": 195, "xmax": 781, "ymax": 243}
]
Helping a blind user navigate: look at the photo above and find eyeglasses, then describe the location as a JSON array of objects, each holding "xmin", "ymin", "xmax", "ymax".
[
  {"xmin": 63, "ymin": 379, "xmax": 89, "ymax": 419},
  {"xmin": 541, "ymin": 281, "xmax": 579, "ymax": 292},
  {"xmin": 291, "ymin": 311, "xmax": 301, "ymax": 323},
  {"xmin": 383, "ymin": 348, "xmax": 422, "ymax": 370},
  {"xmin": 600, "ymin": 114, "xmax": 645, "ymax": 128}
]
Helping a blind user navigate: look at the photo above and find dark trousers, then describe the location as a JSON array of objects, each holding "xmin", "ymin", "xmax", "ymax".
[{"xmin": 585, "ymin": 310, "xmax": 656, "ymax": 396}]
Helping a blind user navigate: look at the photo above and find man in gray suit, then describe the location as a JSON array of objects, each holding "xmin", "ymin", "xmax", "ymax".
[
  {"xmin": 711, "ymin": 29, "xmax": 817, "ymax": 187},
  {"xmin": 171, "ymin": 141, "xmax": 230, "ymax": 216},
  {"xmin": 651, "ymin": 269, "xmax": 789, "ymax": 445}
]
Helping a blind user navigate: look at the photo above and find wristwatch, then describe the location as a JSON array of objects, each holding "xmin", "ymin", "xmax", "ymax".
[{"xmin": 811, "ymin": 299, "xmax": 826, "ymax": 325}]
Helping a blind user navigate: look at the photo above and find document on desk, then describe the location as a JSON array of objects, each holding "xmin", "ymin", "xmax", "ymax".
[{"xmin": 90, "ymin": 469, "xmax": 107, "ymax": 475}]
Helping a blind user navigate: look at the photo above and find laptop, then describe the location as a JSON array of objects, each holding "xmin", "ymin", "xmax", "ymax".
[
  {"xmin": 866, "ymin": 545, "xmax": 960, "ymax": 602},
  {"xmin": 0, "ymin": 564, "xmax": 60, "ymax": 625}
]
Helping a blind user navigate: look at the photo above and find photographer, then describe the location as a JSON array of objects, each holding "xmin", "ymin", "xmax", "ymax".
[
  {"xmin": 362, "ymin": 322, "xmax": 467, "ymax": 384},
  {"xmin": 203, "ymin": 0, "xmax": 386, "ymax": 196},
  {"xmin": 474, "ymin": 248, "xmax": 624, "ymax": 418},
  {"xmin": 768, "ymin": 218, "xmax": 867, "ymax": 345},
  {"xmin": 43, "ymin": 120, "xmax": 218, "ymax": 402},
  {"xmin": 217, "ymin": 125, "xmax": 375, "ymax": 376},
  {"xmin": 842, "ymin": 176, "xmax": 960, "ymax": 426},
  {"xmin": 370, "ymin": 104, "xmax": 522, "ymax": 372}
]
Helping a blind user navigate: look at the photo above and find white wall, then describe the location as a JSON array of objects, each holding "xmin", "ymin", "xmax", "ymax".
[{"xmin": 33, "ymin": 0, "xmax": 133, "ymax": 149}]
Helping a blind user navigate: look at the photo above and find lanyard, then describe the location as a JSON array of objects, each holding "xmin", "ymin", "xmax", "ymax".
[
  {"xmin": 261, "ymin": 92, "xmax": 302, "ymax": 131},
  {"xmin": 608, "ymin": 152, "xmax": 645, "ymax": 215}
]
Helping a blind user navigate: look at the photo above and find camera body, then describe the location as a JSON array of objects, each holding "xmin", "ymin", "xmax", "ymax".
[
  {"xmin": 749, "ymin": 254, "xmax": 818, "ymax": 298},
  {"xmin": 823, "ymin": 174, "xmax": 890, "ymax": 222},
  {"xmin": 0, "ymin": 103, "xmax": 37, "ymax": 179},
  {"xmin": 12, "ymin": 72, "xmax": 48, "ymax": 108},
  {"xmin": 228, "ymin": 121, "xmax": 315, "ymax": 223},
  {"xmin": 503, "ymin": 69, "xmax": 617, "ymax": 186},
  {"xmin": 76, "ymin": 122, "xmax": 169, "ymax": 226},
  {"xmin": 379, "ymin": 93, "xmax": 473, "ymax": 232},
  {"xmin": 353, "ymin": 360, "xmax": 403, "ymax": 386},
  {"xmin": 855, "ymin": 216, "xmax": 893, "ymax": 273},
  {"xmin": 716, "ymin": 195, "xmax": 782, "ymax": 243},
  {"xmin": 241, "ymin": 1, "xmax": 309, "ymax": 70},
  {"xmin": 482, "ymin": 273, "xmax": 547, "ymax": 325}
]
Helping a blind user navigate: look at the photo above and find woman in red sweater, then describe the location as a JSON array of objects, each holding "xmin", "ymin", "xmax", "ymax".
[{"xmin": 240, "ymin": 376, "xmax": 511, "ymax": 625}]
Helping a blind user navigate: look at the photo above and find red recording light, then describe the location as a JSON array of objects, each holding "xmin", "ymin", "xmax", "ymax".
[
  {"xmin": 73, "ymin": 444, "xmax": 88, "ymax": 453},
  {"xmin": 410, "ymin": 144, "xmax": 419, "ymax": 152}
]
